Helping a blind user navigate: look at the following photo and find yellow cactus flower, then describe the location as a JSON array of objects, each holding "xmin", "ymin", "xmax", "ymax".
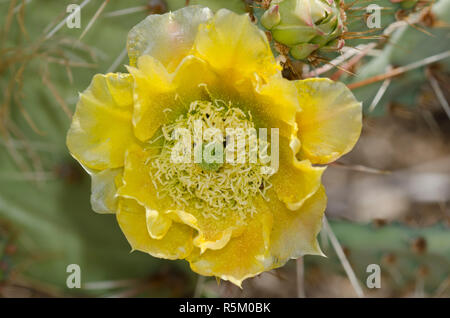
[{"xmin": 66, "ymin": 6, "xmax": 362, "ymax": 287}]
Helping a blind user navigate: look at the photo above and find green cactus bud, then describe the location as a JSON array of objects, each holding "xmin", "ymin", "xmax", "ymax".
[
  {"xmin": 261, "ymin": 4, "xmax": 281, "ymax": 29},
  {"xmin": 290, "ymin": 43, "xmax": 319, "ymax": 60},
  {"xmin": 260, "ymin": 0, "xmax": 346, "ymax": 60}
]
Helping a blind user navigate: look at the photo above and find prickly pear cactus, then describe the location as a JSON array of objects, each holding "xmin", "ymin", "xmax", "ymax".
[
  {"xmin": 346, "ymin": 0, "xmax": 450, "ymax": 115},
  {"xmin": 258, "ymin": 0, "xmax": 346, "ymax": 60},
  {"xmin": 0, "ymin": 0, "xmax": 449, "ymax": 297}
]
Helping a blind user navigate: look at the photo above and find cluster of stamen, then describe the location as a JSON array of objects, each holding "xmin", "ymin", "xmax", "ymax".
[{"xmin": 147, "ymin": 99, "xmax": 274, "ymax": 220}]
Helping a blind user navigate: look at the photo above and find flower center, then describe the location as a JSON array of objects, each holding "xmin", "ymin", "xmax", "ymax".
[{"xmin": 147, "ymin": 99, "xmax": 274, "ymax": 220}]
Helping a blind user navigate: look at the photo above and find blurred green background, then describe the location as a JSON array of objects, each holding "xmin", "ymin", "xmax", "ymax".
[{"xmin": 0, "ymin": 0, "xmax": 449, "ymax": 297}]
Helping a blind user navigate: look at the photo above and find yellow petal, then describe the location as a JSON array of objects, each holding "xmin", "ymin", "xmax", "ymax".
[
  {"xmin": 117, "ymin": 144, "xmax": 167, "ymax": 209},
  {"xmin": 89, "ymin": 168, "xmax": 122, "ymax": 214},
  {"xmin": 146, "ymin": 208, "xmax": 172, "ymax": 240},
  {"xmin": 187, "ymin": 210, "xmax": 273, "ymax": 287},
  {"xmin": 127, "ymin": 5, "xmax": 213, "ymax": 70},
  {"xmin": 194, "ymin": 227, "xmax": 233, "ymax": 254},
  {"xmin": 117, "ymin": 197, "xmax": 193, "ymax": 259},
  {"xmin": 127, "ymin": 55, "xmax": 177, "ymax": 142},
  {"xmin": 271, "ymin": 135, "xmax": 325, "ymax": 210},
  {"xmin": 166, "ymin": 209, "xmax": 246, "ymax": 254},
  {"xmin": 193, "ymin": 9, "xmax": 279, "ymax": 81},
  {"xmin": 267, "ymin": 186, "xmax": 327, "ymax": 269},
  {"xmin": 251, "ymin": 74, "xmax": 300, "ymax": 138},
  {"xmin": 295, "ymin": 78, "xmax": 362, "ymax": 164},
  {"xmin": 172, "ymin": 55, "xmax": 220, "ymax": 100},
  {"xmin": 66, "ymin": 73, "xmax": 136, "ymax": 170}
]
